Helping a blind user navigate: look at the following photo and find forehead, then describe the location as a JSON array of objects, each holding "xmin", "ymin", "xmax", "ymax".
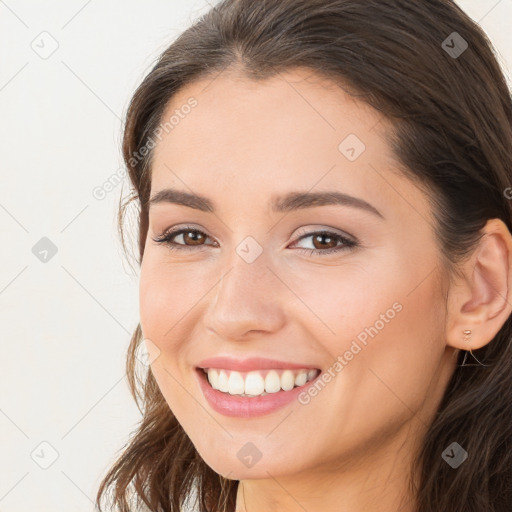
[{"xmin": 149, "ymin": 67, "xmax": 428, "ymax": 221}]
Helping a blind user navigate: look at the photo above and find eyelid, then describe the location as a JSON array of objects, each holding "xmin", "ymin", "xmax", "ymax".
[
  {"xmin": 293, "ymin": 225, "xmax": 357, "ymax": 244},
  {"xmin": 153, "ymin": 223, "xmax": 210, "ymax": 239}
]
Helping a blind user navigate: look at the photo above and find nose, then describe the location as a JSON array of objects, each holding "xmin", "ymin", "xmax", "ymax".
[{"xmin": 203, "ymin": 251, "xmax": 286, "ymax": 340}]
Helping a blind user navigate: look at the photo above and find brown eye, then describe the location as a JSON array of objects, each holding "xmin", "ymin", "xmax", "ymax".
[
  {"xmin": 182, "ymin": 230, "xmax": 207, "ymax": 245},
  {"xmin": 153, "ymin": 227, "xmax": 357, "ymax": 256},
  {"xmin": 291, "ymin": 230, "xmax": 358, "ymax": 256},
  {"xmin": 152, "ymin": 227, "xmax": 214, "ymax": 251},
  {"xmin": 311, "ymin": 233, "xmax": 339, "ymax": 250}
]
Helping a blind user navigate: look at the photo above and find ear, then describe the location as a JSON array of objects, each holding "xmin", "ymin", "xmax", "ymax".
[{"xmin": 445, "ymin": 218, "xmax": 512, "ymax": 351}]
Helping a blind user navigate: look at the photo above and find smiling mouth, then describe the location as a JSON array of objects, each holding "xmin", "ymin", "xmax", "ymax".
[{"xmin": 197, "ymin": 367, "xmax": 321, "ymax": 397}]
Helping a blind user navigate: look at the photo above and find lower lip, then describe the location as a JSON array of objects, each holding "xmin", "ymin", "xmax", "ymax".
[{"xmin": 195, "ymin": 368, "xmax": 321, "ymax": 418}]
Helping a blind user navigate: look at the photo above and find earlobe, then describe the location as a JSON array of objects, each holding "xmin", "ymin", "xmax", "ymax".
[{"xmin": 445, "ymin": 218, "xmax": 512, "ymax": 352}]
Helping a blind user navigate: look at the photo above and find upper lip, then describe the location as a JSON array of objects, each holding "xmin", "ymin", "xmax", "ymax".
[{"xmin": 196, "ymin": 356, "xmax": 319, "ymax": 372}]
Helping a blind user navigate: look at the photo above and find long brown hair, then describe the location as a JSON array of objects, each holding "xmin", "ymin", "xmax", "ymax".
[{"xmin": 95, "ymin": 1, "xmax": 512, "ymax": 510}]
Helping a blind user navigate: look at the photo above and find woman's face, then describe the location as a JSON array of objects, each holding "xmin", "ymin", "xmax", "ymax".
[{"xmin": 139, "ymin": 68, "xmax": 458, "ymax": 482}]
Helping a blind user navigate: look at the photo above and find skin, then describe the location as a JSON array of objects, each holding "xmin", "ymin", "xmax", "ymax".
[{"xmin": 138, "ymin": 67, "xmax": 512, "ymax": 512}]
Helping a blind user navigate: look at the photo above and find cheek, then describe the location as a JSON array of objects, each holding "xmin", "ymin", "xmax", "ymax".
[
  {"xmin": 278, "ymin": 258, "xmax": 402, "ymax": 344},
  {"xmin": 138, "ymin": 250, "xmax": 218, "ymax": 372},
  {"xmin": 139, "ymin": 269, "xmax": 169, "ymax": 343},
  {"xmin": 292, "ymin": 252, "xmax": 445, "ymax": 390},
  {"xmin": 139, "ymin": 251, "xmax": 201, "ymax": 339},
  {"xmin": 138, "ymin": 255, "xmax": 202, "ymax": 418},
  {"xmin": 323, "ymin": 263, "xmax": 446, "ymax": 432}
]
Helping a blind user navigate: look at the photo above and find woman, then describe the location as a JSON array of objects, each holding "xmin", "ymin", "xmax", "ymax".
[{"xmin": 96, "ymin": 0, "xmax": 512, "ymax": 510}]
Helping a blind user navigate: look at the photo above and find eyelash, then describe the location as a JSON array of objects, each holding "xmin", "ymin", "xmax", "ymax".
[{"xmin": 152, "ymin": 225, "xmax": 358, "ymax": 256}]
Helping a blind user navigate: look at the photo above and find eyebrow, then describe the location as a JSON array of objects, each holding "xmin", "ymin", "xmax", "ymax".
[{"xmin": 148, "ymin": 188, "xmax": 384, "ymax": 219}]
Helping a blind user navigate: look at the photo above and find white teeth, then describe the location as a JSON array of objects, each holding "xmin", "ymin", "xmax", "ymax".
[
  {"xmin": 294, "ymin": 371, "xmax": 308, "ymax": 387},
  {"xmin": 264, "ymin": 370, "xmax": 281, "ymax": 394},
  {"xmin": 217, "ymin": 370, "xmax": 229, "ymax": 393},
  {"xmin": 245, "ymin": 371, "xmax": 265, "ymax": 396},
  {"xmin": 205, "ymin": 368, "xmax": 319, "ymax": 397},
  {"xmin": 281, "ymin": 370, "xmax": 295, "ymax": 391},
  {"xmin": 227, "ymin": 371, "xmax": 245, "ymax": 395}
]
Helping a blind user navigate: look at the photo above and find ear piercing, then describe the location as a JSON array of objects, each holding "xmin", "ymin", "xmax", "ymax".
[{"xmin": 460, "ymin": 329, "xmax": 488, "ymax": 367}]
